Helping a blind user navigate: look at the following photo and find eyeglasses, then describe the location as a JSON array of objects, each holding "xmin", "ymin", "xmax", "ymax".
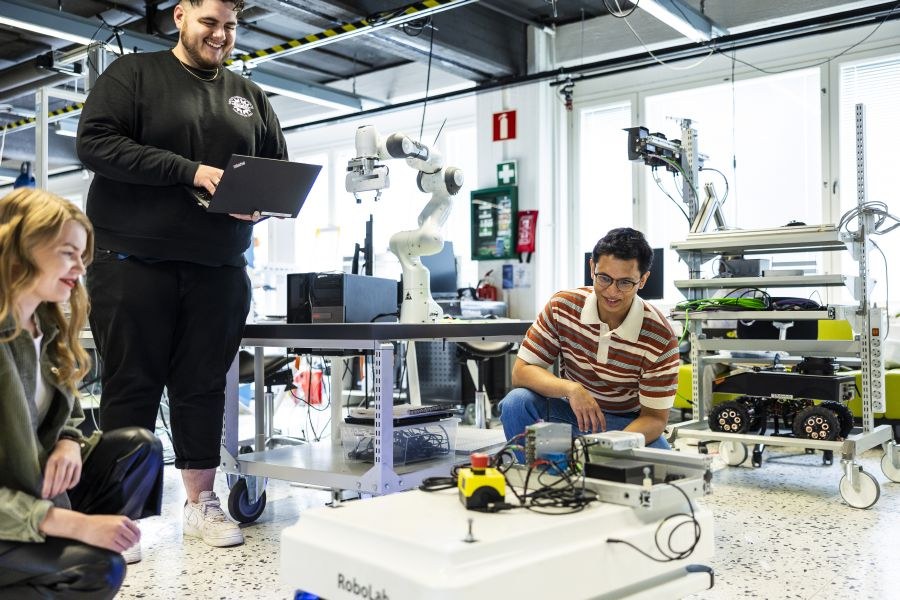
[{"xmin": 593, "ymin": 272, "xmax": 640, "ymax": 292}]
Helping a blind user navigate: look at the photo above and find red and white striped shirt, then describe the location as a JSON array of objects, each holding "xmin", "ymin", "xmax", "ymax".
[{"xmin": 518, "ymin": 287, "xmax": 679, "ymax": 412}]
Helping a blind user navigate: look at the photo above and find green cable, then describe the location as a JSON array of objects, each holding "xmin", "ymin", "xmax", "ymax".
[{"xmin": 674, "ymin": 297, "xmax": 767, "ymax": 311}]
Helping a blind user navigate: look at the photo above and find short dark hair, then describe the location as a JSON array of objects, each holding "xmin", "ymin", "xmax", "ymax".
[
  {"xmin": 592, "ymin": 227, "xmax": 654, "ymax": 274},
  {"xmin": 184, "ymin": 0, "xmax": 244, "ymax": 12}
]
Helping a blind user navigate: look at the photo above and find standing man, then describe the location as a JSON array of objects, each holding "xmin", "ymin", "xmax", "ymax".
[
  {"xmin": 500, "ymin": 228, "xmax": 679, "ymax": 451},
  {"xmin": 76, "ymin": 0, "xmax": 287, "ymax": 548}
]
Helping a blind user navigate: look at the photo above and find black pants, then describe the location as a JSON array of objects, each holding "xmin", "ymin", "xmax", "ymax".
[
  {"xmin": 0, "ymin": 427, "xmax": 163, "ymax": 599},
  {"xmin": 87, "ymin": 251, "xmax": 251, "ymax": 469}
]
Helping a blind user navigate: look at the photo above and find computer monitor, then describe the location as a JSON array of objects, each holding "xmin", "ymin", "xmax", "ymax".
[
  {"xmin": 421, "ymin": 241, "xmax": 458, "ymax": 299},
  {"xmin": 583, "ymin": 248, "xmax": 665, "ymax": 301}
]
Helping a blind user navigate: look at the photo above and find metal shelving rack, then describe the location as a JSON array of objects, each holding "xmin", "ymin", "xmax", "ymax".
[
  {"xmin": 219, "ymin": 320, "xmax": 531, "ymax": 520},
  {"xmin": 668, "ymin": 104, "xmax": 900, "ymax": 508}
]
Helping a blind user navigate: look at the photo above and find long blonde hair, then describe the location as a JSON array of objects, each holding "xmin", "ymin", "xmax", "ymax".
[{"xmin": 0, "ymin": 188, "xmax": 94, "ymax": 392}]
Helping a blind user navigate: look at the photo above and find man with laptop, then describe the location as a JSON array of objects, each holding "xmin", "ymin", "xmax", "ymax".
[{"xmin": 76, "ymin": 0, "xmax": 287, "ymax": 550}]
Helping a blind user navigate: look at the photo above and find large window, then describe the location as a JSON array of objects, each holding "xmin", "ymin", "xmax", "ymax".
[
  {"xmin": 643, "ymin": 69, "xmax": 822, "ymax": 303},
  {"xmin": 839, "ymin": 54, "xmax": 900, "ymax": 314},
  {"xmin": 575, "ymin": 102, "xmax": 633, "ymax": 275}
]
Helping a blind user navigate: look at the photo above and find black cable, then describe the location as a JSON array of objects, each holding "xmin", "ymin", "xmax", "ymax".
[
  {"xmin": 604, "ymin": 0, "xmax": 640, "ymax": 19},
  {"xmin": 652, "ymin": 169, "xmax": 690, "ymax": 224},
  {"xmin": 418, "ymin": 20, "xmax": 435, "ymax": 143},
  {"xmin": 400, "ymin": 16, "xmax": 431, "ymax": 37},
  {"xmin": 371, "ymin": 311, "xmax": 400, "ymax": 322},
  {"xmin": 607, "ymin": 482, "xmax": 702, "ymax": 562}
]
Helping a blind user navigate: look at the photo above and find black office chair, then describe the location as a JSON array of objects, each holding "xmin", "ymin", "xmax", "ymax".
[{"xmin": 456, "ymin": 341, "xmax": 516, "ymax": 428}]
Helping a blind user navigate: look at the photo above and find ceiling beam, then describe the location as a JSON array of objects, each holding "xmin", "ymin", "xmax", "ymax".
[
  {"xmin": 0, "ymin": 0, "xmax": 365, "ymax": 109},
  {"xmin": 249, "ymin": 0, "xmax": 524, "ymax": 80}
]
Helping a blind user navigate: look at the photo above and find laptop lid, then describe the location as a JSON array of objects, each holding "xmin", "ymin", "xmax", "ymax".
[{"xmin": 205, "ymin": 155, "xmax": 321, "ymax": 218}]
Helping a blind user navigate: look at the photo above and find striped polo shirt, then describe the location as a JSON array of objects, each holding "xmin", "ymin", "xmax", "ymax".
[{"xmin": 517, "ymin": 287, "xmax": 679, "ymax": 412}]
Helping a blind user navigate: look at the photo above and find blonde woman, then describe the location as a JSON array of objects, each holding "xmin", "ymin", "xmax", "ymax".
[{"xmin": 0, "ymin": 189, "xmax": 162, "ymax": 599}]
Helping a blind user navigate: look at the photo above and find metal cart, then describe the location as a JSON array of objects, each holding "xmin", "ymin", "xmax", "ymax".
[
  {"xmin": 668, "ymin": 106, "xmax": 899, "ymax": 508},
  {"xmin": 220, "ymin": 320, "xmax": 531, "ymax": 522}
]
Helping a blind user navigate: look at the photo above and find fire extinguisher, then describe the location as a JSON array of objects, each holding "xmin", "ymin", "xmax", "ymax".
[
  {"xmin": 476, "ymin": 270, "xmax": 499, "ymax": 300},
  {"xmin": 516, "ymin": 210, "xmax": 538, "ymax": 262}
]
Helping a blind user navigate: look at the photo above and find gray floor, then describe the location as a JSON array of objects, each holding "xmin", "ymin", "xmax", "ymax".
[{"xmin": 118, "ymin": 434, "xmax": 900, "ymax": 600}]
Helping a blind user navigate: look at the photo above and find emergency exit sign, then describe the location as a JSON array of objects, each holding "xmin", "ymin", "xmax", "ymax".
[
  {"xmin": 492, "ymin": 110, "xmax": 516, "ymax": 141},
  {"xmin": 497, "ymin": 161, "xmax": 517, "ymax": 186}
]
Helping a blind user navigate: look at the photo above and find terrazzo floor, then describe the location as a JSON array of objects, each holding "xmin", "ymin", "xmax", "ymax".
[{"xmin": 117, "ymin": 431, "xmax": 900, "ymax": 600}]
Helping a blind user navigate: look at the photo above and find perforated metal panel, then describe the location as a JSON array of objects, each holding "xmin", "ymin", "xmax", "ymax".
[
  {"xmin": 416, "ymin": 341, "xmax": 462, "ymax": 402},
  {"xmin": 416, "ymin": 341, "xmax": 509, "ymax": 404}
]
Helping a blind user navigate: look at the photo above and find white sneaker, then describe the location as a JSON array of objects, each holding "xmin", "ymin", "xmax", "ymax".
[
  {"xmin": 183, "ymin": 491, "xmax": 244, "ymax": 547},
  {"xmin": 122, "ymin": 542, "xmax": 142, "ymax": 564}
]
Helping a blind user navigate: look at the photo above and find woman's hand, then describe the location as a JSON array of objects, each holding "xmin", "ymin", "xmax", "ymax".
[
  {"xmin": 40, "ymin": 509, "xmax": 140, "ymax": 552},
  {"xmin": 42, "ymin": 439, "xmax": 83, "ymax": 499},
  {"xmin": 78, "ymin": 515, "xmax": 141, "ymax": 552}
]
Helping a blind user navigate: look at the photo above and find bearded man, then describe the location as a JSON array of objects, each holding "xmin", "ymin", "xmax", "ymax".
[{"xmin": 77, "ymin": 0, "xmax": 287, "ymax": 548}]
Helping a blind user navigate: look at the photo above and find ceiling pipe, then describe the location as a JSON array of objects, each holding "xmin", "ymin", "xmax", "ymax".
[
  {"xmin": 0, "ymin": 127, "xmax": 79, "ymax": 167},
  {"xmin": 0, "ymin": 73, "xmax": 75, "ymax": 104},
  {"xmin": 0, "ymin": 60, "xmax": 65, "ymax": 92},
  {"xmin": 0, "ymin": 44, "xmax": 91, "ymax": 103}
]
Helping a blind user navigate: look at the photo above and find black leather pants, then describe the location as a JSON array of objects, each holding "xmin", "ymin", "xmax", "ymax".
[{"xmin": 0, "ymin": 427, "xmax": 163, "ymax": 599}]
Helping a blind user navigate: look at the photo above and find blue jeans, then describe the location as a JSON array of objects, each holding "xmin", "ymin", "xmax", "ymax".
[{"xmin": 498, "ymin": 388, "xmax": 671, "ymax": 453}]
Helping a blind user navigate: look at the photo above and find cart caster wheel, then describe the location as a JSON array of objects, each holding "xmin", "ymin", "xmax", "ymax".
[
  {"xmin": 719, "ymin": 440, "xmax": 748, "ymax": 466},
  {"xmin": 227, "ymin": 478, "xmax": 267, "ymax": 523},
  {"xmin": 805, "ymin": 448, "xmax": 815, "ymax": 455},
  {"xmin": 823, "ymin": 450, "xmax": 833, "ymax": 466},
  {"xmin": 751, "ymin": 449, "xmax": 763, "ymax": 468},
  {"xmin": 239, "ymin": 445, "xmax": 254, "ymax": 455},
  {"xmin": 881, "ymin": 452, "xmax": 900, "ymax": 483},
  {"xmin": 839, "ymin": 470, "xmax": 880, "ymax": 509}
]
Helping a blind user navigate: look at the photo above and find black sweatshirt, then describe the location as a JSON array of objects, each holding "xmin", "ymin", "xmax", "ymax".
[{"xmin": 77, "ymin": 50, "xmax": 288, "ymax": 267}]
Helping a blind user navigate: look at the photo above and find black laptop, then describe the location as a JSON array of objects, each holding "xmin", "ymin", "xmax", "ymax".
[{"xmin": 191, "ymin": 155, "xmax": 321, "ymax": 218}]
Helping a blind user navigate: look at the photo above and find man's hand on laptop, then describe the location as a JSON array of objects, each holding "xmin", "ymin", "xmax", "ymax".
[
  {"xmin": 229, "ymin": 211, "xmax": 262, "ymax": 222},
  {"xmin": 193, "ymin": 164, "xmax": 224, "ymax": 194}
]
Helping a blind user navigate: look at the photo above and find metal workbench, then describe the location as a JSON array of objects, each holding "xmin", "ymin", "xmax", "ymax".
[{"xmin": 220, "ymin": 320, "xmax": 531, "ymax": 520}]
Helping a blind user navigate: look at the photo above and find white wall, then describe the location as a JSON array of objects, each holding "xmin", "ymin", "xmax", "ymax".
[{"xmin": 471, "ymin": 28, "xmax": 564, "ymax": 321}]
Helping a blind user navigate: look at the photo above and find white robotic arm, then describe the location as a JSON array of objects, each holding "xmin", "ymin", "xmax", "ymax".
[{"xmin": 346, "ymin": 125, "xmax": 464, "ymax": 323}]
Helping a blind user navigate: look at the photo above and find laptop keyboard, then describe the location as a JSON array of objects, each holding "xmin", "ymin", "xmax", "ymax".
[{"xmin": 188, "ymin": 187, "xmax": 212, "ymax": 209}]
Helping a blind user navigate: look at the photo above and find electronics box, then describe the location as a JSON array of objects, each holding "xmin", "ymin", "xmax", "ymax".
[
  {"xmin": 310, "ymin": 273, "xmax": 398, "ymax": 324},
  {"xmin": 718, "ymin": 257, "xmax": 769, "ymax": 278},
  {"xmin": 286, "ymin": 272, "xmax": 317, "ymax": 323},
  {"xmin": 341, "ymin": 418, "xmax": 458, "ymax": 466}
]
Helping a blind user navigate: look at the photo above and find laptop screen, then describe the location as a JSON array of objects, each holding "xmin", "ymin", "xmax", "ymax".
[{"xmin": 205, "ymin": 155, "xmax": 321, "ymax": 218}]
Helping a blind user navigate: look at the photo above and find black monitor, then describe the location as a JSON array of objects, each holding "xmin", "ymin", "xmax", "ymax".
[
  {"xmin": 583, "ymin": 247, "xmax": 665, "ymax": 301},
  {"xmin": 421, "ymin": 241, "xmax": 458, "ymax": 299}
]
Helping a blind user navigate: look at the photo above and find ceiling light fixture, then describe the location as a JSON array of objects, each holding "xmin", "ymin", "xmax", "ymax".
[{"xmin": 637, "ymin": 0, "xmax": 726, "ymax": 43}]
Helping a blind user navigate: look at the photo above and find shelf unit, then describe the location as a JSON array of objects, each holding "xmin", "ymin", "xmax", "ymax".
[
  {"xmin": 667, "ymin": 105, "xmax": 898, "ymax": 508},
  {"xmin": 219, "ymin": 320, "xmax": 531, "ymax": 520}
]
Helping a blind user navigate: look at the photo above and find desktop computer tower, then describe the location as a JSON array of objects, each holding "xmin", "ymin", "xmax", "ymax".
[
  {"xmin": 288, "ymin": 272, "xmax": 399, "ymax": 324},
  {"xmin": 286, "ymin": 272, "xmax": 317, "ymax": 323},
  {"xmin": 310, "ymin": 273, "xmax": 398, "ymax": 324}
]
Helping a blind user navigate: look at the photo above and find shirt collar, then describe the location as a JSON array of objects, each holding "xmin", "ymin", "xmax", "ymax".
[
  {"xmin": 580, "ymin": 291, "xmax": 645, "ymax": 341},
  {"xmin": 0, "ymin": 304, "xmax": 59, "ymax": 341}
]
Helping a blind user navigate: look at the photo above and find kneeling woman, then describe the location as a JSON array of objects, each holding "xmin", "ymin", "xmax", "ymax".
[{"xmin": 0, "ymin": 188, "xmax": 163, "ymax": 599}]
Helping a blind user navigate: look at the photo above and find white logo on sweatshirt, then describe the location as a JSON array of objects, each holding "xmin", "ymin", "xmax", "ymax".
[{"xmin": 228, "ymin": 96, "xmax": 254, "ymax": 118}]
